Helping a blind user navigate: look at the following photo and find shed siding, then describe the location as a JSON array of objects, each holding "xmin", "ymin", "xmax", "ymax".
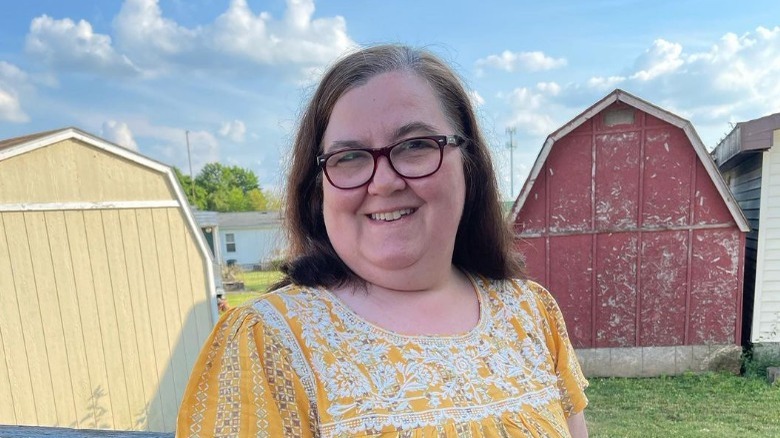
[
  {"xmin": 0, "ymin": 139, "xmax": 172, "ymax": 203},
  {"xmin": 0, "ymin": 207, "xmax": 210, "ymax": 431},
  {"xmin": 721, "ymin": 153, "xmax": 762, "ymax": 343},
  {"xmin": 755, "ymin": 140, "xmax": 780, "ymax": 342}
]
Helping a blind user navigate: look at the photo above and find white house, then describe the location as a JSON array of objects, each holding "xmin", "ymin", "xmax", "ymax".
[
  {"xmin": 194, "ymin": 210, "xmax": 285, "ymax": 270},
  {"xmin": 713, "ymin": 113, "xmax": 780, "ymax": 354}
]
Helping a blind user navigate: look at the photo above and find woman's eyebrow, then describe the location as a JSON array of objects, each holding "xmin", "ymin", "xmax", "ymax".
[
  {"xmin": 324, "ymin": 139, "xmax": 365, "ymax": 153},
  {"xmin": 323, "ymin": 122, "xmax": 439, "ymax": 153},
  {"xmin": 392, "ymin": 122, "xmax": 438, "ymax": 140}
]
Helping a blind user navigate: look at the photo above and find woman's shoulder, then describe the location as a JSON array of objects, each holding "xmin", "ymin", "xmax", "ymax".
[
  {"xmin": 476, "ymin": 276, "xmax": 561, "ymax": 317},
  {"xmin": 216, "ymin": 284, "xmax": 318, "ymax": 335},
  {"xmin": 478, "ymin": 276, "xmax": 550, "ymax": 299}
]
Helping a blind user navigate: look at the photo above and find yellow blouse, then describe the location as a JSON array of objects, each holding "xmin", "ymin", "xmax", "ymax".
[{"xmin": 177, "ymin": 276, "xmax": 588, "ymax": 437}]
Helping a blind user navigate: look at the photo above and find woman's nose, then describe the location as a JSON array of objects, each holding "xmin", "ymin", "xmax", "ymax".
[{"xmin": 367, "ymin": 156, "xmax": 406, "ymax": 195}]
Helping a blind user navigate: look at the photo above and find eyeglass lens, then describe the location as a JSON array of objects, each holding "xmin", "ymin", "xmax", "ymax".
[{"xmin": 325, "ymin": 138, "xmax": 442, "ymax": 188}]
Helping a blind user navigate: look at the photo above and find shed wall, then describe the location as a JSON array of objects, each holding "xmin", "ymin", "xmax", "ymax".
[
  {"xmin": 515, "ymin": 105, "xmax": 744, "ymax": 349},
  {"xmin": 0, "ymin": 138, "xmax": 214, "ymax": 432},
  {"xmin": 0, "ymin": 139, "xmax": 172, "ymax": 203},
  {"xmin": 755, "ymin": 138, "xmax": 780, "ymax": 342},
  {"xmin": 0, "ymin": 208, "xmax": 212, "ymax": 431}
]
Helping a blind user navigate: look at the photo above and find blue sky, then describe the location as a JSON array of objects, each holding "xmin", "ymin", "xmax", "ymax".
[{"xmin": 1, "ymin": 0, "xmax": 779, "ymax": 200}]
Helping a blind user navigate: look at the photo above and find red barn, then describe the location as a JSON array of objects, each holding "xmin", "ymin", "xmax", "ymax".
[{"xmin": 510, "ymin": 89, "xmax": 749, "ymax": 376}]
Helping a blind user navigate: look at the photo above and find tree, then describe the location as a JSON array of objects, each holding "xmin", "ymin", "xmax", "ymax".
[
  {"xmin": 246, "ymin": 188, "xmax": 269, "ymax": 211},
  {"xmin": 173, "ymin": 167, "xmax": 208, "ymax": 210},
  {"xmin": 177, "ymin": 162, "xmax": 279, "ymax": 212}
]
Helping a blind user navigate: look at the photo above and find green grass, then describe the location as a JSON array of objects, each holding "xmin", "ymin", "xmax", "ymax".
[
  {"xmin": 586, "ymin": 372, "xmax": 780, "ymax": 437},
  {"xmin": 224, "ymin": 271, "xmax": 283, "ymax": 308}
]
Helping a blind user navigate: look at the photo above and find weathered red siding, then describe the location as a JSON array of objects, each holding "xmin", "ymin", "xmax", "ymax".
[{"xmin": 514, "ymin": 98, "xmax": 745, "ymax": 349}]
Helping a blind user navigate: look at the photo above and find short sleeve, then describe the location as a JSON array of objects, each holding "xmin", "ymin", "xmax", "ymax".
[
  {"xmin": 176, "ymin": 305, "xmax": 316, "ymax": 437},
  {"xmin": 527, "ymin": 281, "xmax": 589, "ymax": 417}
]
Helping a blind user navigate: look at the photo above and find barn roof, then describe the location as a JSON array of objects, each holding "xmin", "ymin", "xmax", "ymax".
[{"xmin": 509, "ymin": 89, "xmax": 749, "ymax": 232}]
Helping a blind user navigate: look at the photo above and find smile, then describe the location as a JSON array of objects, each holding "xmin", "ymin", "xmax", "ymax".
[{"xmin": 369, "ymin": 208, "xmax": 415, "ymax": 222}]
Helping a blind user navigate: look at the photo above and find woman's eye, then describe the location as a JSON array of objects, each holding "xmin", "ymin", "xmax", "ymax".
[
  {"xmin": 333, "ymin": 151, "xmax": 369, "ymax": 166},
  {"xmin": 400, "ymin": 139, "xmax": 436, "ymax": 151}
]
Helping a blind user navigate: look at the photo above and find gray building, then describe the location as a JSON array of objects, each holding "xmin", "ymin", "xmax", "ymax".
[{"xmin": 712, "ymin": 113, "xmax": 780, "ymax": 349}]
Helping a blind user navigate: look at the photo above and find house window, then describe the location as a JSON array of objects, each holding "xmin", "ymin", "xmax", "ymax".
[{"xmin": 226, "ymin": 233, "xmax": 236, "ymax": 253}]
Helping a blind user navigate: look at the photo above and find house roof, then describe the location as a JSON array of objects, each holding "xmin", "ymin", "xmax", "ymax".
[
  {"xmin": 712, "ymin": 112, "xmax": 780, "ymax": 168},
  {"xmin": 508, "ymin": 89, "xmax": 749, "ymax": 232},
  {"xmin": 193, "ymin": 211, "xmax": 283, "ymax": 229}
]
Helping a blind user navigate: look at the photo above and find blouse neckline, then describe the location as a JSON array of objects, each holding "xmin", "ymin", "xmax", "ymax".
[{"xmin": 314, "ymin": 272, "xmax": 489, "ymax": 343}]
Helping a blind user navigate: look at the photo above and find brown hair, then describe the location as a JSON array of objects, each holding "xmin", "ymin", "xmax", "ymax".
[{"xmin": 276, "ymin": 44, "xmax": 523, "ymax": 289}]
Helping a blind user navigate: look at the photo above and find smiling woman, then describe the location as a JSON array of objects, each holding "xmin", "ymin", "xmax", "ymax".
[{"xmin": 176, "ymin": 44, "xmax": 589, "ymax": 438}]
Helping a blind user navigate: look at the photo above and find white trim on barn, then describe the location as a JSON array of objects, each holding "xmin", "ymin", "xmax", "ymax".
[{"xmin": 509, "ymin": 89, "xmax": 750, "ymax": 233}]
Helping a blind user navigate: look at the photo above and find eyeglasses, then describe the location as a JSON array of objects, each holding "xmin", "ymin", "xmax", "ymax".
[{"xmin": 316, "ymin": 135, "xmax": 466, "ymax": 189}]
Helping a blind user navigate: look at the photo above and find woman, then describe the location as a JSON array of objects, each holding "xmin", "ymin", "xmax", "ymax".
[{"xmin": 177, "ymin": 45, "xmax": 588, "ymax": 437}]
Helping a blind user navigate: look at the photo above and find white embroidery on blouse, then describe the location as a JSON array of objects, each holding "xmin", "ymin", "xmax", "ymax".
[{"xmin": 265, "ymin": 277, "xmax": 562, "ymax": 436}]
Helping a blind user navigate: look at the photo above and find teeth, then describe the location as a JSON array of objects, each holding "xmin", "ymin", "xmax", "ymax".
[{"xmin": 370, "ymin": 208, "xmax": 414, "ymax": 221}]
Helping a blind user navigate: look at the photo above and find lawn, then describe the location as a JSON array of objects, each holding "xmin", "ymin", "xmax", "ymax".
[
  {"xmin": 224, "ymin": 270, "xmax": 283, "ymax": 308},
  {"xmin": 585, "ymin": 372, "xmax": 780, "ymax": 437}
]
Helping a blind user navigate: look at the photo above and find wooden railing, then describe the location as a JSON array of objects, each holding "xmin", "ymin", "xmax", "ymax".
[{"xmin": 0, "ymin": 425, "xmax": 174, "ymax": 437}]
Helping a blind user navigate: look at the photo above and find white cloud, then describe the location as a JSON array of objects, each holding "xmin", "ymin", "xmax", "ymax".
[
  {"xmin": 101, "ymin": 120, "xmax": 138, "ymax": 151},
  {"xmin": 208, "ymin": 0, "xmax": 354, "ymax": 65},
  {"xmin": 25, "ymin": 15, "xmax": 140, "ymax": 76},
  {"xmin": 629, "ymin": 39, "xmax": 684, "ymax": 81},
  {"xmin": 536, "ymin": 82, "xmax": 561, "ymax": 96},
  {"xmin": 219, "ymin": 120, "xmax": 246, "ymax": 142},
  {"xmin": 469, "ymin": 90, "xmax": 485, "ymax": 107},
  {"xmin": 505, "ymin": 87, "xmax": 559, "ymax": 136},
  {"xmin": 24, "ymin": 0, "xmax": 355, "ymax": 78},
  {"xmin": 0, "ymin": 62, "xmax": 30, "ymax": 122},
  {"xmin": 621, "ymin": 26, "xmax": 780, "ymax": 126},
  {"xmin": 127, "ymin": 119, "xmax": 220, "ymax": 173},
  {"xmin": 476, "ymin": 50, "xmax": 567, "ymax": 75},
  {"xmin": 0, "ymin": 89, "xmax": 28, "ymax": 123},
  {"xmin": 587, "ymin": 75, "xmax": 626, "ymax": 91}
]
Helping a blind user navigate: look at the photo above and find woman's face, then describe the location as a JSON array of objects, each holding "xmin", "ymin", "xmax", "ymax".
[{"xmin": 320, "ymin": 71, "xmax": 466, "ymax": 289}]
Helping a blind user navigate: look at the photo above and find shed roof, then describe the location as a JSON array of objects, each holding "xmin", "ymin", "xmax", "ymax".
[
  {"xmin": 508, "ymin": 89, "xmax": 749, "ymax": 232},
  {"xmin": 0, "ymin": 128, "xmax": 62, "ymax": 151},
  {"xmin": 0, "ymin": 126, "xmax": 172, "ymax": 172}
]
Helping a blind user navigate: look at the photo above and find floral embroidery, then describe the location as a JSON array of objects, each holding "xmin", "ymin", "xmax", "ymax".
[{"xmin": 176, "ymin": 277, "xmax": 588, "ymax": 437}]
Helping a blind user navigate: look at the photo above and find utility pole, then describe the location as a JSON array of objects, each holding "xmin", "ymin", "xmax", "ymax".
[
  {"xmin": 186, "ymin": 130, "xmax": 195, "ymax": 201},
  {"xmin": 506, "ymin": 126, "xmax": 516, "ymax": 199}
]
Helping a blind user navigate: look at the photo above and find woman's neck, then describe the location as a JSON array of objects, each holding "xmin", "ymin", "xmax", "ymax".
[{"xmin": 332, "ymin": 266, "xmax": 480, "ymax": 336}]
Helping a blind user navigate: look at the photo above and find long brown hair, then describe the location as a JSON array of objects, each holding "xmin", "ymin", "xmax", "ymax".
[{"xmin": 276, "ymin": 44, "xmax": 523, "ymax": 289}]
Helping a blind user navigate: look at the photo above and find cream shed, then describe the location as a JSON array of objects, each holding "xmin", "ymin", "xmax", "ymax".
[{"xmin": 0, "ymin": 128, "xmax": 217, "ymax": 432}]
